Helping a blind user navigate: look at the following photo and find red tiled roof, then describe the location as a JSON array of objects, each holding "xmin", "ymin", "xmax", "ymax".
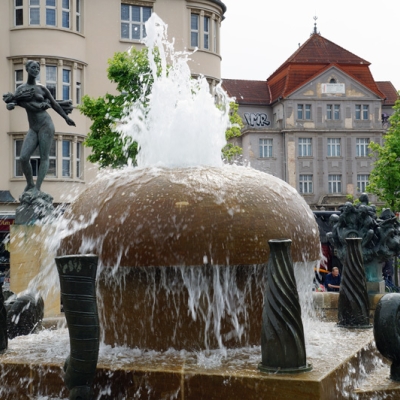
[
  {"xmin": 283, "ymin": 34, "xmax": 369, "ymax": 66},
  {"xmin": 223, "ymin": 34, "xmax": 393, "ymax": 106},
  {"xmin": 376, "ymin": 81, "xmax": 399, "ymax": 105},
  {"xmin": 267, "ymin": 34, "xmax": 384, "ymax": 103},
  {"xmin": 222, "ymin": 79, "xmax": 270, "ymax": 105}
]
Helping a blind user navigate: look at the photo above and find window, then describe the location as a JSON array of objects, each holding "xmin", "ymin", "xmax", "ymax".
[
  {"xmin": 76, "ymin": 69, "xmax": 82, "ymax": 104},
  {"xmin": 357, "ymin": 174, "xmax": 369, "ymax": 193},
  {"xmin": 299, "ymin": 175, "xmax": 313, "ymax": 194},
  {"xmin": 15, "ymin": 0, "xmax": 23, "ymax": 26},
  {"xmin": 356, "ymin": 138, "xmax": 370, "ymax": 157},
  {"xmin": 328, "ymin": 175, "xmax": 342, "ymax": 194},
  {"xmin": 15, "ymin": 70, "xmax": 23, "ymax": 89},
  {"xmin": 326, "ymin": 105, "xmax": 332, "ymax": 120},
  {"xmin": 327, "ymin": 138, "xmax": 341, "ymax": 157},
  {"xmin": 121, "ymin": 4, "xmax": 152, "ymax": 40},
  {"xmin": 76, "ymin": 142, "xmax": 82, "ymax": 178},
  {"xmin": 297, "ymin": 104, "xmax": 311, "ymax": 120},
  {"xmin": 62, "ymin": 0, "xmax": 70, "ymax": 28},
  {"xmin": 355, "ymin": 105, "xmax": 361, "ymax": 120},
  {"xmin": 213, "ymin": 19, "xmax": 217, "ymax": 52},
  {"xmin": 76, "ymin": 0, "xmax": 81, "ymax": 31},
  {"xmin": 62, "ymin": 140, "xmax": 71, "ymax": 177},
  {"xmin": 327, "ymin": 104, "xmax": 340, "ymax": 120},
  {"xmin": 305, "ymin": 104, "xmax": 311, "ymax": 120},
  {"xmin": 363, "ymin": 105, "xmax": 369, "ymax": 120},
  {"xmin": 191, "ymin": 14, "xmax": 199, "ymax": 47},
  {"xmin": 356, "ymin": 104, "xmax": 369, "ymax": 120},
  {"xmin": 15, "ymin": 139, "xmax": 56, "ymax": 177},
  {"xmin": 298, "ymin": 138, "xmax": 312, "ymax": 157},
  {"xmin": 204, "ymin": 16, "xmax": 210, "ymax": 50},
  {"xmin": 259, "ymin": 139, "xmax": 273, "ymax": 158},
  {"xmin": 12, "ymin": 58, "xmax": 83, "ymax": 105},
  {"xmin": 46, "ymin": 0, "xmax": 56, "ymax": 26},
  {"xmin": 297, "ymin": 104, "xmax": 303, "ymax": 119},
  {"xmin": 29, "ymin": 0, "xmax": 40, "ymax": 25},
  {"xmin": 334, "ymin": 104, "xmax": 340, "ymax": 120},
  {"xmin": 62, "ymin": 69, "xmax": 71, "ymax": 100},
  {"xmin": 356, "ymin": 138, "xmax": 370, "ymax": 156},
  {"xmin": 46, "ymin": 66, "xmax": 57, "ymax": 98}
]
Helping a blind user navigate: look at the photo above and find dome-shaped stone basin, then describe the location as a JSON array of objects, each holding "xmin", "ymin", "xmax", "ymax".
[
  {"xmin": 59, "ymin": 166, "xmax": 320, "ymax": 265},
  {"xmin": 58, "ymin": 166, "xmax": 320, "ymax": 350}
]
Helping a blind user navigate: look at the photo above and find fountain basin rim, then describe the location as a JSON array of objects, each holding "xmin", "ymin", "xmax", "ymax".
[
  {"xmin": 337, "ymin": 324, "xmax": 373, "ymax": 330},
  {"xmin": 257, "ymin": 362, "xmax": 313, "ymax": 374}
]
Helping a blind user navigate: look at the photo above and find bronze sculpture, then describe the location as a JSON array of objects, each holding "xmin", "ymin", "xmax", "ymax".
[
  {"xmin": 327, "ymin": 194, "xmax": 400, "ymax": 286},
  {"xmin": 3, "ymin": 60, "xmax": 75, "ymax": 224}
]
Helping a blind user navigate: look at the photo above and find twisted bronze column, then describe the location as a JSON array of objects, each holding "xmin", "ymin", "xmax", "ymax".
[
  {"xmin": 338, "ymin": 238, "xmax": 371, "ymax": 329},
  {"xmin": 55, "ymin": 254, "xmax": 99, "ymax": 400},
  {"xmin": 374, "ymin": 293, "xmax": 400, "ymax": 381},
  {"xmin": 258, "ymin": 239, "xmax": 311, "ymax": 373}
]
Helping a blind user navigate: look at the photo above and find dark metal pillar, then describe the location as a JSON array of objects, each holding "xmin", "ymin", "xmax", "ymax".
[
  {"xmin": 55, "ymin": 254, "xmax": 99, "ymax": 400},
  {"xmin": 338, "ymin": 238, "xmax": 371, "ymax": 329},
  {"xmin": 259, "ymin": 239, "xmax": 311, "ymax": 373}
]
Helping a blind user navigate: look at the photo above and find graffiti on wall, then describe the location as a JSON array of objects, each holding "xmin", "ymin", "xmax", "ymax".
[{"xmin": 244, "ymin": 113, "xmax": 271, "ymax": 127}]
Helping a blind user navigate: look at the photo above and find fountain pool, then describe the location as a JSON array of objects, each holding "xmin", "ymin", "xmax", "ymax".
[{"xmin": 0, "ymin": 13, "xmax": 391, "ymax": 400}]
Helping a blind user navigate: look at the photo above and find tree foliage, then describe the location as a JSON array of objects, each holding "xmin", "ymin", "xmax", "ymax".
[
  {"xmin": 367, "ymin": 94, "xmax": 400, "ymax": 210},
  {"xmin": 222, "ymin": 102, "xmax": 243, "ymax": 161},
  {"xmin": 80, "ymin": 48, "xmax": 243, "ymax": 168},
  {"xmin": 79, "ymin": 48, "xmax": 158, "ymax": 168}
]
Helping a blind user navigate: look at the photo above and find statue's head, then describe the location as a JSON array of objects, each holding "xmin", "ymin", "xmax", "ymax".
[
  {"xmin": 359, "ymin": 193, "xmax": 369, "ymax": 204},
  {"xmin": 25, "ymin": 60, "xmax": 40, "ymax": 77},
  {"xmin": 329, "ymin": 214, "xmax": 339, "ymax": 226}
]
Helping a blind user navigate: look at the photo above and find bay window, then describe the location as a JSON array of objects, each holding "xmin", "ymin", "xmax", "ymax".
[
  {"xmin": 121, "ymin": 4, "xmax": 152, "ymax": 40},
  {"xmin": 191, "ymin": 14, "xmax": 199, "ymax": 47},
  {"xmin": 15, "ymin": 0, "xmax": 24, "ymax": 26},
  {"xmin": 14, "ymin": 137, "xmax": 83, "ymax": 180},
  {"xmin": 46, "ymin": 0, "xmax": 56, "ymax": 26},
  {"xmin": 46, "ymin": 66, "xmax": 57, "ymax": 98},
  {"xmin": 62, "ymin": 69, "xmax": 71, "ymax": 100},
  {"xmin": 12, "ymin": 58, "xmax": 84, "ymax": 105},
  {"xmin": 62, "ymin": 140, "xmax": 71, "ymax": 177},
  {"xmin": 62, "ymin": 0, "xmax": 70, "ymax": 28},
  {"xmin": 29, "ymin": 0, "xmax": 40, "ymax": 25},
  {"xmin": 204, "ymin": 16, "xmax": 210, "ymax": 50}
]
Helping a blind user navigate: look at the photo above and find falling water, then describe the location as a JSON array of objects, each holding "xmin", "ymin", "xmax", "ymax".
[
  {"xmin": 0, "ymin": 12, "xmax": 380, "ymax": 400},
  {"xmin": 16, "ymin": 12, "xmax": 320, "ymax": 353}
]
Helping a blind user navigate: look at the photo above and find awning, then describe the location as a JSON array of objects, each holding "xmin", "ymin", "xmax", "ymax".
[
  {"xmin": 0, "ymin": 191, "xmax": 17, "ymax": 203},
  {"xmin": 0, "ymin": 217, "xmax": 14, "ymax": 232}
]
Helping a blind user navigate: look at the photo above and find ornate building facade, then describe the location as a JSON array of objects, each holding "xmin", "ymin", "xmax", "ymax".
[
  {"xmin": 223, "ymin": 32, "xmax": 398, "ymax": 210},
  {"xmin": 0, "ymin": 0, "xmax": 226, "ymax": 252}
]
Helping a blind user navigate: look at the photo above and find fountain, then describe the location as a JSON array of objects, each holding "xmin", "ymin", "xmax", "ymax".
[{"xmin": 0, "ymin": 14, "xmax": 395, "ymax": 400}]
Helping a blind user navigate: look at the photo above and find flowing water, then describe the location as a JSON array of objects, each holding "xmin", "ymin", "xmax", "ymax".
[{"xmin": 0, "ymin": 12, "xmax": 381, "ymax": 400}]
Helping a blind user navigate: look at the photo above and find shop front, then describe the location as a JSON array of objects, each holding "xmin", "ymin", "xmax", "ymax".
[{"xmin": 0, "ymin": 216, "xmax": 14, "ymax": 273}]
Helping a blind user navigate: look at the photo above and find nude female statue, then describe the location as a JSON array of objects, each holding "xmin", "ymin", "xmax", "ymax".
[{"xmin": 3, "ymin": 60, "xmax": 75, "ymax": 193}]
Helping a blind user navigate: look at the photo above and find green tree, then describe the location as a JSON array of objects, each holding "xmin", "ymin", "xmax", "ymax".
[
  {"xmin": 367, "ymin": 94, "xmax": 400, "ymax": 210},
  {"xmin": 79, "ymin": 48, "xmax": 159, "ymax": 168},
  {"xmin": 80, "ymin": 49, "xmax": 243, "ymax": 168},
  {"xmin": 222, "ymin": 102, "xmax": 243, "ymax": 161}
]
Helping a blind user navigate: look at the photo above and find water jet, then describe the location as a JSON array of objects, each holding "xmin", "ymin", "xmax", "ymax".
[{"xmin": 0, "ymin": 13, "xmax": 393, "ymax": 400}]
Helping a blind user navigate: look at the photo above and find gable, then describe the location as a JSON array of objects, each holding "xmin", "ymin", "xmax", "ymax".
[{"xmin": 286, "ymin": 66, "xmax": 384, "ymax": 100}]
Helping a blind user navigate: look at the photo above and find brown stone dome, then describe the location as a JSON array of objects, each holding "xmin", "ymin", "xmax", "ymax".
[{"xmin": 58, "ymin": 166, "xmax": 320, "ymax": 266}]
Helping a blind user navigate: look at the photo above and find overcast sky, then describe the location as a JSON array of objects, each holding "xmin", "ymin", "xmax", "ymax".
[{"xmin": 220, "ymin": 0, "xmax": 400, "ymax": 91}]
